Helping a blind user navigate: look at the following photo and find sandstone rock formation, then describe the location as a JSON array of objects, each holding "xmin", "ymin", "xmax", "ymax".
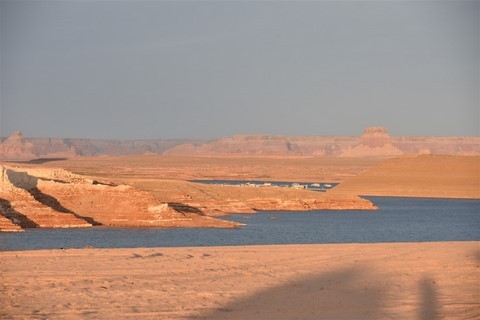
[
  {"xmin": 340, "ymin": 127, "xmax": 403, "ymax": 157},
  {"xmin": 0, "ymin": 165, "xmax": 93, "ymax": 230},
  {"xmin": 0, "ymin": 164, "xmax": 240, "ymax": 231},
  {"xmin": 1, "ymin": 128, "xmax": 478, "ymax": 160},
  {"xmin": 0, "ymin": 214, "xmax": 22, "ymax": 232},
  {"xmin": 124, "ymin": 179, "xmax": 377, "ymax": 217},
  {"xmin": 163, "ymin": 127, "xmax": 479, "ymax": 157},
  {"xmin": 0, "ymin": 131, "xmax": 37, "ymax": 160},
  {"xmin": 164, "ymin": 135, "xmax": 302, "ymax": 156},
  {"xmin": 0, "ymin": 131, "xmax": 208, "ymax": 160}
]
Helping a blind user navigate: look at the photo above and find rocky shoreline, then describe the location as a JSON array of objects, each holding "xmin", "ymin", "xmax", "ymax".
[{"xmin": 0, "ymin": 163, "xmax": 375, "ymax": 232}]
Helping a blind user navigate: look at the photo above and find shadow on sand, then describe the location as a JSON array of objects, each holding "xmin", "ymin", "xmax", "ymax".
[
  {"xmin": 195, "ymin": 266, "xmax": 384, "ymax": 320},
  {"xmin": 419, "ymin": 276, "xmax": 439, "ymax": 320},
  {"xmin": 6, "ymin": 157, "xmax": 68, "ymax": 165},
  {"xmin": 195, "ymin": 267, "xmax": 444, "ymax": 320}
]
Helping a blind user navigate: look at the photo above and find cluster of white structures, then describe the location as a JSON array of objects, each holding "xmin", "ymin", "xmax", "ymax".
[{"xmin": 212, "ymin": 181, "xmax": 334, "ymax": 191}]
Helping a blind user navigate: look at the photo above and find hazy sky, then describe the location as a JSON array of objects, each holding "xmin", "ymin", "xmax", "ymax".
[{"xmin": 1, "ymin": 0, "xmax": 478, "ymax": 139}]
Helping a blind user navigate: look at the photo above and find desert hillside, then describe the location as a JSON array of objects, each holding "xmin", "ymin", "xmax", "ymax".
[
  {"xmin": 333, "ymin": 155, "xmax": 480, "ymax": 199},
  {"xmin": 16, "ymin": 155, "xmax": 382, "ymax": 182}
]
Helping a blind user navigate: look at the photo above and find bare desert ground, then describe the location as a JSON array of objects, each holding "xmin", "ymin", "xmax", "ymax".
[
  {"xmin": 1, "ymin": 242, "xmax": 478, "ymax": 319},
  {"xmin": 333, "ymin": 155, "xmax": 480, "ymax": 199},
  {"xmin": 13, "ymin": 155, "xmax": 383, "ymax": 182},
  {"xmin": 12, "ymin": 155, "xmax": 478, "ymax": 200}
]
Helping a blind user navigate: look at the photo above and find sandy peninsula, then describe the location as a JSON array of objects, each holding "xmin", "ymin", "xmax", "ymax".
[{"xmin": 1, "ymin": 242, "xmax": 478, "ymax": 319}]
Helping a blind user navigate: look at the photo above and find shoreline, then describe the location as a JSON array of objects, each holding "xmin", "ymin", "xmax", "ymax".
[
  {"xmin": 1, "ymin": 154, "xmax": 478, "ymax": 232},
  {"xmin": 2, "ymin": 238, "xmax": 480, "ymax": 252}
]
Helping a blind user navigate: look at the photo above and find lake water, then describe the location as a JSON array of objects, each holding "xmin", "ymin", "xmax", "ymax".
[{"xmin": 0, "ymin": 197, "xmax": 478, "ymax": 251}]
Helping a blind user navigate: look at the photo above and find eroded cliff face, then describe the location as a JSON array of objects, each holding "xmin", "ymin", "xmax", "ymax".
[
  {"xmin": 340, "ymin": 127, "xmax": 403, "ymax": 157},
  {"xmin": 164, "ymin": 135, "xmax": 303, "ymax": 156},
  {"xmin": 0, "ymin": 160, "xmax": 379, "ymax": 232},
  {"xmin": 0, "ymin": 131, "xmax": 37, "ymax": 160},
  {"xmin": 164, "ymin": 127, "xmax": 479, "ymax": 157},
  {"xmin": 1, "ymin": 128, "xmax": 478, "ymax": 160},
  {"xmin": 0, "ymin": 131, "xmax": 209, "ymax": 159},
  {"xmin": 0, "ymin": 165, "xmax": 240, "ymax": 232}
]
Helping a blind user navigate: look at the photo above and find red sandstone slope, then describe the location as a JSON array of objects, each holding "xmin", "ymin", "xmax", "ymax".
[
  {"xmin": 0, "ymin": 165, "xmax": 240, "ymax": 232},
  {"xmin": 0, "ymin": 214, "xmax": 23, "ymax": 232}
]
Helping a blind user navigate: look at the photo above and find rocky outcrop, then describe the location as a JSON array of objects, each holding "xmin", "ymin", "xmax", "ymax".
[
  {"xmin": 0, "ymin": 131, "xmax": 37, "ymax": 160},
  {"xmin": 0, "ymin": 131, "xmax": 209, "ymax": 160},
  {"xmin": 134, "ymin": 179, "xmax": 377, "ymax": 217},
  {"xmin": 165, "ymin": 127, "xmax": 479, "ymax": 157},
  {"xmin": 340, "ymin": 127, "xmax": 403, "ymax": 157},
  {"xmin": 0, "ymin": 164, "xmax": 94, "ymax": 230},
  {"xmin": 0, "ymin": 165, "xmax": 241, "ymax": 231},
  {"xmin": 0, "ymin": 214, "xmax": 23, "ymax": 232}
]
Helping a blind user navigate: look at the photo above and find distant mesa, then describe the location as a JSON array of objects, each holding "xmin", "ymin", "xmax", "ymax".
[
  {"xmin": 163, "ymin": 126, "xmax": 479, "ymax": 158},
  {"xmin": 0, "ymin": 131, "xmax": 209, "ymax": 160},
  {"xmin": 361, "ymin": 127, "xmax": 391, "ymax": 146},
  {"xmin": 340, "ymin": 127, "xmax": 403, "ymax": 157},
  {"xmin": 1, "ymin": 128, "xmax": 479, "ymax": 160},
  {"xmin": 164, "ymin": 135, "xmax": 302, "ymax": 156},
  {"xmin": 0, "ymin": 131, "xmax": 37, "ymax": 160}
]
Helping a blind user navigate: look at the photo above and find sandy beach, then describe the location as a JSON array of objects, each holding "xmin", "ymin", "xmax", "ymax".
[{"xmin": 1, "ymin": 242, "xmax": 478, "ymax": 319}]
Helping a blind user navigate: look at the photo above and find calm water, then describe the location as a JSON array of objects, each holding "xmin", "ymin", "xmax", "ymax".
[{"xmin": 0, "ymin": 197, "xmax": 478, "ymax": 251}]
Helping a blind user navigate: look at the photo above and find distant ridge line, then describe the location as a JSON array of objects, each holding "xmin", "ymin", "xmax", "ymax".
[{"xmin": 0, "ymin": 127, "xmax": 479, "ymax": 160}]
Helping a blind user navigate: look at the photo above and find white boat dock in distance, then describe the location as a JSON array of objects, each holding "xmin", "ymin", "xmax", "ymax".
[{"xmin": 191, "ymin": 180, "xmax": 338, "ymax": 192}]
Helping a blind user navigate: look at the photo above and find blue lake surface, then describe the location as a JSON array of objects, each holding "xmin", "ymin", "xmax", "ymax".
[{"xmin": 0, "ymin": 197, "xmax": 478, "ymax": 251}]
